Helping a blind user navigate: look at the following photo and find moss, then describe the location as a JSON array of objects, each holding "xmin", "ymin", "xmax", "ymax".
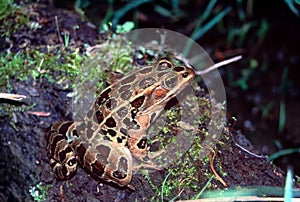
[
  {"xmin": 142, "ymin": 92, "xmax": 227, "ymax": 200},
  {"xmin": 0, "ymin": 48, "xmax": 81, "ymax": 90},
  {"xmin": 0, "ymin": 0, "xmax": 16, "ymax": 21},
  {"xmin": 29, "ymin": 182, "xmax": 51, "ymax": 202},
  {"xmin": 0, "ymin": 4, "xmax": 33, "ymax": 38}
]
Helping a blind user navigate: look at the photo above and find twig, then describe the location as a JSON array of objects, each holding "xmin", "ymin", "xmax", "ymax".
[
  {"xmin": 205, "ymin": 146, "xmax": 228, "ymax": 187},
  {"xmin": 55, "ymin": 16, "xmax": 63, "ymax": 46},
  {"xmin": 235, "ymin": 143, "xmax": 268, "ymax": 159},
  {"xmin": 0, "ymin": 93, "xmax": 26, "ymax": 101},
  {"xmin": 196, "ymin": 55, "xmax": 242, "ymax": 75}
]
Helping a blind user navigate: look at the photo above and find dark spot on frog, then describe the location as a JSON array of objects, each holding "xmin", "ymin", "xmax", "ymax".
[
  {"xmin": 76, "ymin": 143, "xmax": 87, "ymax": 164},
  {"xmin": 60, "ymin": 165, "xmax": 68, "ymax": 178},
  {"xmin": 138, "ymin": 77, "xmax": 156, "ymax": 89},
  {"xmin": 49, "ymin": 134, "xmax": 64, "ymax": 156},
  {"xmin": 86, "ymin": 128, "xmax": 93, "ymax": 139},
  {"xmin": 131, "ymin": 108, "xmax": 139, "ymax": 119},
  {"xmin": 121, "ymin": 74, "xmax": 137, "ymax": 85},
  {"xmin": 173, "ymin": 66, "xmax": 185, "ymax": 72},
  {"xmin": 94, "ymin": 111, "xmax": 104, "ymax": 124},
  {"xmin": 116, "ymin": 137, "xmax": 123, "ymax": 143},
  {"xmin": 59, "ymin": 122, "xmax": 73, "ymax": 134},
  {"xmin": 117, "ymin": 107, "xmax": 128, "ymax": 118},
  {"xmin": 131, "ymin": 95, "xmax": 145, "ymax": 108},
  {"xmin": 97, "ymin": 88, "xmax": 111, "ymax": 106},
  {"xmin": 105, "ymin": 117, "xmax": 116, "ymax": 128},
  {"xmin": 164, "ymin": 76, "xmax": 178, "ymax": 88},
  {"xmin": 106, "ymin": 98, "xmax": 117, "ymax": 109},
  {"xmin": 120, "ymin": 128, "xmax": 128, "ymax": 136},
  {"xmin": 86, "ymin": 109, "xmax": 94, "ymax": 119},
  {"xmin": 123, "ymin": 118, "xmax": 140, "ymax": 130},
  {"xmin": 120, "ymin": 90, "xmax": 132, "ymax": 101},
  {"xmin": 139, "ymin": 67, "xmax": 153, "ymax": 74},
  {"xmin": 86, "ymin": 121, "xmax": 93, "ymax": 129},
  {"xmin": 71, "ymin": 129, "xmax": 79, "ymax": 138},
  {"xmin": 107, "ymin": 129, "xmax": 117, "ymax": 137},
  {"xmin": 59, "ymin": 145, "xmax": 72, "ymax": 162}
]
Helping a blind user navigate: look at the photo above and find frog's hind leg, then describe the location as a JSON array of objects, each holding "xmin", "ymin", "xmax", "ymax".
[
  {"xmin": 46, "ymin": 121, "xmax": 78, "ymax": 180},
  {"xmin": 73, "ymin": 140, "xmax": 134, "ymax": 188}
]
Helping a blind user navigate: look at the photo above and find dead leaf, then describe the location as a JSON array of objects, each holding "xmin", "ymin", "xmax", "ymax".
[
  {"xmin": 27, "ymin": 111, "xmax": 51, "ymax": 117},
  {"xmin": 0, "ymin": 93, "xmax": 26, "ymax": 101}
]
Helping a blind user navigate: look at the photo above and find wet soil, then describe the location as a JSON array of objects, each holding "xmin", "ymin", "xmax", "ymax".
[{"xmin": 0, "ymin": 2, "xmax": 299, "ymax": 202}]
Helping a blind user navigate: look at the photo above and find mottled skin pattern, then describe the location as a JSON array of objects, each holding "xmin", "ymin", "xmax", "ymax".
[{"xmin": 46, "ymin": 58, "xmax": 195, "ymax": 189}]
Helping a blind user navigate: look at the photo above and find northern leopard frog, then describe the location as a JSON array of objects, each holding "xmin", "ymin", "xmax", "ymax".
[{"xmin": 46, "ymin": 58, "xmax": 195, "ymax": 189}]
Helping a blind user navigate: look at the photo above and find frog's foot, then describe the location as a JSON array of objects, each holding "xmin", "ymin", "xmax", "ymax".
[
  {"xmin": 177, "ymin": 121, "xmax": 199, "ymax": 131},
  {"xmin": 131, "ymin": 149, "xmax": 165, "ymax": 171},
  {"xmin": 132, "ymin": 160, "xmax": 162, "ymax": 172}
]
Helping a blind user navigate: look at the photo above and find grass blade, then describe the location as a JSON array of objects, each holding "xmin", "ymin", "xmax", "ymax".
[
  {"xmin": 112, "ymin": 0, "xmax": 153, "ymax": 26},
  {"xmin": 268, "ymin": 148, "xmax": 300, "ymax": 161},
  {"xmin": 284, "ymin": 166, "xmax": 294, "ymax": 202},
  {"xmin": 191, "ymin": 6, "xmax": 232, "ymax": 41}
]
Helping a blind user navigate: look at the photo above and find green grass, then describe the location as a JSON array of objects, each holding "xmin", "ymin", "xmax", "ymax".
[
  {"xmin": 0, "ymin": 0, "xmax": 15, "ymax": 20},
  {"xmin": 29, "ymin": 182, "xmax": 51, "ymax": 202}
]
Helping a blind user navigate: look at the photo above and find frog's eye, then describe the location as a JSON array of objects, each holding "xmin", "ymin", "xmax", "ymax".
[{"xmin": 182, "ymin": 72, "xmax": 189, "ymax": 78}]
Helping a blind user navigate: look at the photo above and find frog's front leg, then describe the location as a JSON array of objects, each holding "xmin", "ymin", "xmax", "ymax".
[
  {"xmin": 127, "ymin": 129, "xmax": 164, "ymax": 171},
  {"xmin": 128, "ymin": 119, "xmax": 198, "ymax": 171}
]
